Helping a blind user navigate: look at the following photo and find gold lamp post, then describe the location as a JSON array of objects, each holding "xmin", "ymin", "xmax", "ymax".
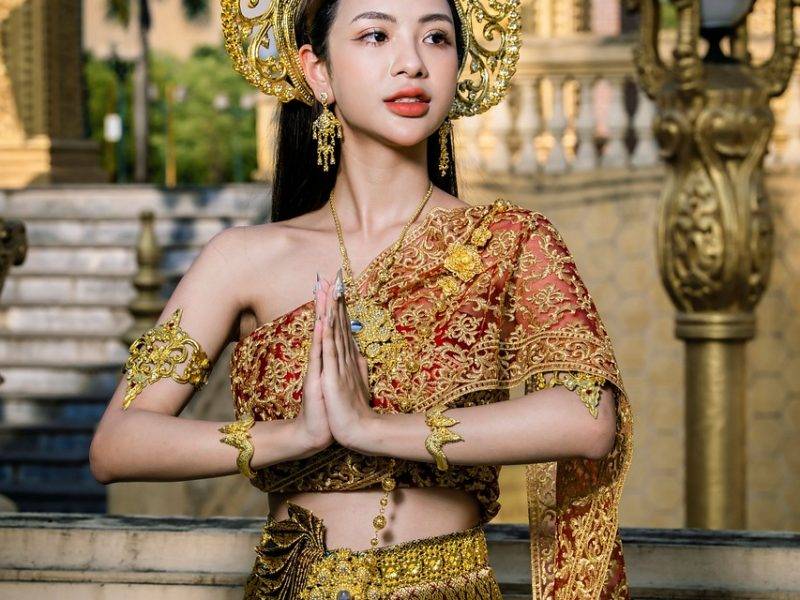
[{"xmin": 624, "ymin": 0, "xmax": 799, "ymax": 529}]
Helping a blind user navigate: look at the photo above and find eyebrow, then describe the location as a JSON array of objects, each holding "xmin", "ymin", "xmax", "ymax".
[{"xmin": 349, "ymin": 11, "xmax": 454, "ymax": 26}]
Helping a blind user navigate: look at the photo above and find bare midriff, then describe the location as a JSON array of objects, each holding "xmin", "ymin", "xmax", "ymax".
[{"xmin": 267, "ymin": 486, "xmax": 482, "ymax": 552}]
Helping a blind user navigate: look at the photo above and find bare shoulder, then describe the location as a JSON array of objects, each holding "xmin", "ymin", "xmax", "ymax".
[
  {"xmin": 431, "ymin": 188, "xmax": 471, "ymax": 210},
  {"xmin": 223, "ymin": 210, "xmax": 333, "ymax": 334}
]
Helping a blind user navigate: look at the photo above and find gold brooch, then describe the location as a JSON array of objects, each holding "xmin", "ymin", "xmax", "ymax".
[{"xmin": 444, "ymin": 242, "xmax": 484, "ymax": 282}]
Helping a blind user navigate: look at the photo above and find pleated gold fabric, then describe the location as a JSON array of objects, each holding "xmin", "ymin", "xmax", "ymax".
[{"xmin": 244, "ymin": 502, "xmax": 503, "ymax": 599}]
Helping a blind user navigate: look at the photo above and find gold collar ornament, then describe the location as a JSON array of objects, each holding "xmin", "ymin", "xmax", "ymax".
[{"xmin": 221, "ymin": 0, "xmax": 521, "ymax": 120}]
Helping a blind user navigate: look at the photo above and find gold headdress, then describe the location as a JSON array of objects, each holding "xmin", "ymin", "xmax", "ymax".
[{"xmin": 221, "ymin": 0, "xmax": 521, "ymax": 119}]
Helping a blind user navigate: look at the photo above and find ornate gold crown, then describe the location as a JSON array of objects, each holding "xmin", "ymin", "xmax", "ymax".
[{"xmin": 221, "ymin": 0, "xmax": 521, "ymax": 119}]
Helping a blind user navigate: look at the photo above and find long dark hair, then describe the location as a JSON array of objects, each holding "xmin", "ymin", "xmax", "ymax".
[{"xmin": 270, "ymin": 0, "xmax": 466, "ymax": 222}]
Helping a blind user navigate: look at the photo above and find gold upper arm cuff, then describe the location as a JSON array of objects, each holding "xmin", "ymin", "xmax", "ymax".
[
  {"xmin": 122, "ymin": 307, "xmax": 211, "ymax": 410},
  {"xmin": 528, "ymin": 371, "xmax": 606, "ymax": 419}
]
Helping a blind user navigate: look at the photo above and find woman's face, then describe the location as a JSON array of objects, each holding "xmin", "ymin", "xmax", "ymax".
[{"xmin": 302, "ymin": 0, "xmax": 460, "ymax": 149}]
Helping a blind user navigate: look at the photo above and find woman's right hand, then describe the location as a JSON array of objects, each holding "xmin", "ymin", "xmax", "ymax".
[{"xmin": 295, "ymin": 275, "xmax": 334, "ymax": 453}]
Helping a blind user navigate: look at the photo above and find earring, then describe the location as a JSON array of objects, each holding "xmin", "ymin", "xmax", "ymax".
[
  {"xmin": 438, "ymin": 117, "xmax": 452, "ymax": 177},
  {"xmin": 312, "ymin": 91, "xmax": 343, "ymax": 172}
]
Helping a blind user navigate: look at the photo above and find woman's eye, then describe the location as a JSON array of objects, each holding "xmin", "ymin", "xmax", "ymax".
[
  {"xmin": 426, "ymin": 31, "xmax": 451, "ymax": 45},
  {"xmin": 360, "ymin": 30, "xmax": 387, "ymax": 44}
]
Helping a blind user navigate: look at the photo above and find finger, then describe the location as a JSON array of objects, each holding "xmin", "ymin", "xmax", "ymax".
[
  {"xmin": 357, "ymin": 353, "xmax": 369, "ymax": 389},
  {"xmin": 341, "ymin": 293, "xmax": 360, "ymax": 364},
  {"xmin": 313, "ymin": 274, "xmax": 327, "ymax": 346},
  {"xmin": 332, "ymin": 271, "xmax": 348, "ymax": 373},
  {"xmin": 335, "ymin": 277, "xmax": 351, "ymax": 365},
  {"xmin": 307, "ymin": 276, "xmax": 323, "ymax": 373},
  {"xmin": 322, "ymin": 278, "xmax": 339, "ymax": 375}
]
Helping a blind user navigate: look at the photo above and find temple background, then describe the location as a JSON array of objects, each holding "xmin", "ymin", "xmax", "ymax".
[{"xmin": 1, "ymin": 0, "xmax": 799, "ymax": 585}]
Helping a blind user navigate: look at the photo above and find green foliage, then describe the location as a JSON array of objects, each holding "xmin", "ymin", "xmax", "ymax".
[{"xmin": 84, "ymin": 45, "xmax": 258, "ymax": 185}]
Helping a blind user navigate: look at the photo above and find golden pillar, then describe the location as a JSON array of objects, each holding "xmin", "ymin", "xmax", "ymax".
[
  {"xmin": 0, "ymin": 0, "xmax": 106, "ymax": 187},
  {"xmin": 625, "ymin": 0, "xmax": 798, "ymax": 528}
]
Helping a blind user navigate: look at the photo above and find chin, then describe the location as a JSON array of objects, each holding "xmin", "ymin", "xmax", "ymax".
[
  {"xmin": 379, "ymin": 130, "xmax": 436, "ymax": 149},
  {"xmin": 379, "ymin": 120, "xmax": 445, "ymax": 145}
]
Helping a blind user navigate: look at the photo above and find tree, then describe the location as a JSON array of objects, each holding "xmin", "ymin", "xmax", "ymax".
[{"xmin": 105, "ymin": 0, "xmax": 208, "ymax": 183}]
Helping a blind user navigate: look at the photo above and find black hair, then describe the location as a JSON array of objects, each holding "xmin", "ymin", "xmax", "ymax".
[{"xmin": 270, "ymin": 0, "xmax": 466, "ymax": 222}]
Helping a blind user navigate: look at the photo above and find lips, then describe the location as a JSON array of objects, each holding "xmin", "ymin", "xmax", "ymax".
[
  {"xmin": 383, "ymin": 86, "xmax": 431, "ymax": 116},
  {"xmin": 383, "ymin": 87, "xmax": 431, "ymax": 102}
]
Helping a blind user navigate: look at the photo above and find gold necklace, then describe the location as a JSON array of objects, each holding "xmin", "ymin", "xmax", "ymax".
[
  {"xmin": 329, "ymin": 182, "xmax": 432, "ymax": 380},
  {"xmin": 328, "ymin": 181, "xmax": 433, "ymax": 553}
]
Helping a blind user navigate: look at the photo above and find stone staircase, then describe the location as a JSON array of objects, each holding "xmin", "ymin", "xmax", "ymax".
[{"xmin": 0, "ymin": 184, "xmax": 267, "ymax": 512}]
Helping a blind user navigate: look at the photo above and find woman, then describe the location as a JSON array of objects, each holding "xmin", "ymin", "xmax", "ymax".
[{"xmin": 90, "ymin": 0, "xmax": 634, "ymax": 597}]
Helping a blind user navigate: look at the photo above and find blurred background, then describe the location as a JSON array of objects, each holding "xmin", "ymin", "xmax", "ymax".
[{"xmin": 0, "ymin": 0, "xmax": 799, "ymax": 597}]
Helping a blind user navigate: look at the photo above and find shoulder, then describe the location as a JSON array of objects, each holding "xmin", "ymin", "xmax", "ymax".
[
  {"xmin": 481, "ymin": 198, "xmax": 554, "ymax": 238},
  {"xmin": 240, "ymin": 210, "xmax": 330, "ymax": 266}
]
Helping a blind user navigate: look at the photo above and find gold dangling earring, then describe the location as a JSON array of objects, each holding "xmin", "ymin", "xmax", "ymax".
[
  {"xmin": 312, "ymin": 91, "xmax": 343, "ymax": 172},
  {"xmin": 438, "ymin": 117, "xmax": 452, "ymax": 177}
]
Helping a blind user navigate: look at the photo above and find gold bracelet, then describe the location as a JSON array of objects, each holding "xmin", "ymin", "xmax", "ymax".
[
  {"xmin": 530, "ymin": 371, "xmax": 606, "ymax": 419},
  {"xmin": 121, "ymin": 307, "xmax": 211, "ymax": 410},
  {"xmin": 424, "ymin": 403, "xmax": 464, "ymax": 471},
  {"xmin": 218, "ymin": 415, "xmax": 258, "ymax": 479}
]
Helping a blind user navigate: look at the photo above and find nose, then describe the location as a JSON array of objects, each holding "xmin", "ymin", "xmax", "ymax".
[{"xmin": 389, "ymin": 34, "xmax": 428, "ymax": 78}]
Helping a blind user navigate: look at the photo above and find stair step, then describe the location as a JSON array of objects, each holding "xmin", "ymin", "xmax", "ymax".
[
  {"xmin": 0, "ymin": 421, "xmax": 97, "ymax": 434},
  {"xmin": 0, "ymin": 365, "xmax": 121, "ymax": 396},
  {"xmin": 0, "ymin": 449, "xmax": 89, "ymax": 464},
  {"xmin": 12, "ymin": 246, "xmax": 201, "ymax": 276},
  {"xmin": 0, "ymin": 483, "xmax": 106, "ymax": 513},
  {"xmin": 0, "ymin": 395, "xmax": 107, "ymax": 424},
  {"xmin": 0, "ymin": 305, "xmax": 131, "ymax": 335},
  {"xmin": 0, "ymin": 336, "xmax": 127, "ymax": 365},
  {"xmin": 23, "ymin": 218, "xmax": 252, "ymax": 247},
  {"xmin": 0, "ymin": 184, "xmax": 267, "ymax": 220}
]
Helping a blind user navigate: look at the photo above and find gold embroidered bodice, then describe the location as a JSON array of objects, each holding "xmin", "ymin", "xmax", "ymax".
[
  {"xmin": 229, "ymin": 202, "xmax": 518, "ymax": 525},
  {"xmin": 229, "ymin": 199, "xmax": 634, "ymax": 598}
]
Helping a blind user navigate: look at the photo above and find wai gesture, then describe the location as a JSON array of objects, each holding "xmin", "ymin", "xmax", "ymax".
[{"xmin": 296, "ymin": 269, "xmax": 380, "ymax": 453}]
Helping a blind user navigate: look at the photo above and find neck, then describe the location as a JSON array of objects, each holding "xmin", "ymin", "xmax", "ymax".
[{"xmin": 330, "ymin": 130, "xmax": 433, "ymax": 238}]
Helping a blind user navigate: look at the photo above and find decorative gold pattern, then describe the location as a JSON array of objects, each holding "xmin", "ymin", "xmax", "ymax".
[
  {"xmin": 438, "ymin": 117, "xmax": 453, "ymax": 176},
  {"xmin": 220, "ymin": 0, "xmax": 522, "ymax": 120},
  {"xmin": 122, "ymin": 307, "xmax": 210, "ymax": 410},
  {"xmin": 530, "ymin": 371, "xmax": 606, "ymax": 419},
  {"xmin": 443, "ymin": 242, "xmax": 484, "ymax": 283},
  {"xmin": 424, "ymin": 403, "xmax": 465, "ymax": 471},
  {"xmin": 244, "ymin": 501, "xmax": 502, "ymax": 600},
  {"xmin": 218, "ymin": 414, "xmax": 258, "ymax": 480},
  {"xmin": 311, "ymin": 92, "xmax": 342, "ymax": 172},
  {"xmin": 230, "ymin": 200, "xmax": 634, "ymax": 599}
]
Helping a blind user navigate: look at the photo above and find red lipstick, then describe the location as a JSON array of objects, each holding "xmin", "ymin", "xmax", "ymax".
[{"xmin": 383, "ymin": 86, "xmax": 431, "ymax": 117}]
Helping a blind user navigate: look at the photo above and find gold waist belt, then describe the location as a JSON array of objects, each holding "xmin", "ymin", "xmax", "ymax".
[{"xmin": 244, "ymin": 501, "xmax": 502, "ymax": 600}]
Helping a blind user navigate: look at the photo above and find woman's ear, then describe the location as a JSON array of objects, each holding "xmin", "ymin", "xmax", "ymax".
[{"xmin": 298, "ymin": 43, "xmax": 334, "ymax": 103}]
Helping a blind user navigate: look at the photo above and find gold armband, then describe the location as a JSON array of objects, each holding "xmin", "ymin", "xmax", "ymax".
[
  {"xmin": 218, "ymin": 414, "xmax": 257, "ymax": 480},
  {"xmin": 121, "ymin": 307, "xmax": 211, "ymax": 410},
  {"xmin": 530, "ymin": 371, "xmax": 606, "ymax": 419},
  {"xmin": 424, "ymin": 403, "xmax": 464, "ymax": 471}
]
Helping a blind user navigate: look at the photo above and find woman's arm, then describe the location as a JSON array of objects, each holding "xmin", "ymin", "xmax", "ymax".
[
  {"xmin": 345, "ymin": 382, "xmax": 618, "ymax": 465},
  {"xmin": 89, "ymin": 226, "xmax": 325, "ymax": 485},
  {"xmin": 90, "ymin": 399, "xmax": 323, "ymax": 484}
]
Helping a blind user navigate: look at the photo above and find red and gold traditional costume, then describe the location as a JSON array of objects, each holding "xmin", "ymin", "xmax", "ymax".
[{"xmin": 230, "ymin": 200, "xmax": 634, "ymax": 599}]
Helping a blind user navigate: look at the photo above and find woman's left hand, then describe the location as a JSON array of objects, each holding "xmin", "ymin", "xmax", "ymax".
[{"xmin": 320, "ymin": 269, "xmax": 379, "ymax": 449}]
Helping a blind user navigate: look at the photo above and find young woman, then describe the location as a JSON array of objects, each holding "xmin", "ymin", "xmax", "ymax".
[{"xmin": 90, "ymin": 0, "xmax": 634, "ymax": 597}]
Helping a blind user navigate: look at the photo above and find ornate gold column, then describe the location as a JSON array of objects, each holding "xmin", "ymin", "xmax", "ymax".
[
  {"xmin": 625, "ymin": 0, "xmax": 798, "ymax": 528},
  {"xmin": 0, "ymin": 0, "xmax": 106, "ymax": 187}
]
